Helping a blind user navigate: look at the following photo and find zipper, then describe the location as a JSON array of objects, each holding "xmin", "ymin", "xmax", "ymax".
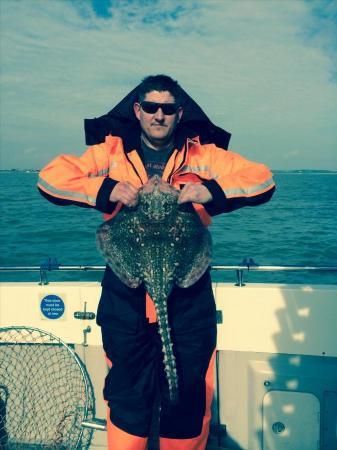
[
  {"xmin": 167, "ymin": 138, "xmax": 191, "ymax": 184},
  {"xmin": 125, "ymin": 150, "xmax": 146, "ymax": 185}
]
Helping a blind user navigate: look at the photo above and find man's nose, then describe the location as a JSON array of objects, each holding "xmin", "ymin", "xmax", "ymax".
[{"xmin": 154, "ymin": 107, "xmax": 165, "ymax": 121}]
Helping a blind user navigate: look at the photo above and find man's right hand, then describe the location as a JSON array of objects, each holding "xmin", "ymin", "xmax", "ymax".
[{"xmin": 110, "ymin": 181, "xmax": 139, "ymax": 206}]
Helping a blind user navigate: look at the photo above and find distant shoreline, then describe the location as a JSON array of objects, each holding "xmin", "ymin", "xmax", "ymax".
[
  {"xmin": 0, "ymin": 169, "xmax": 40, "ymax": 173},
  {"xmin": 272, "ymin": 170, "xmax": 337, "ymax": 174},
  {"xmin": 1, "ymin": 169, "xmax": 337, "ymax": 174}
]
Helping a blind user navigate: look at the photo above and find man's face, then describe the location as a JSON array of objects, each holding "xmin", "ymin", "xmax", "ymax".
[{"xmin": 134, "ymin": 90, "xmax": 183, "ymax": 148}]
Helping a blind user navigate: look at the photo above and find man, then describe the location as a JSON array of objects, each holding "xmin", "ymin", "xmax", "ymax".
[{"xmin": 38, "ymin": 75, "xmax": 275, "ymax": 450}]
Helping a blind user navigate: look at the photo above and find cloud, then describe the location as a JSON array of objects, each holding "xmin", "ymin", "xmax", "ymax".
[{"xmin": 1, "ymin": 0, "xmax": 336, "ymax": 170}]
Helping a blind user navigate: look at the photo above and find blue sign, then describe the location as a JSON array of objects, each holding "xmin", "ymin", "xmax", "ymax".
[{"xmin": 40, "ymin": 294, "xmax": 65, "ymax": 319}]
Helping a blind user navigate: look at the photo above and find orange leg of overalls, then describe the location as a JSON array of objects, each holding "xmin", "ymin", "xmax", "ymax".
[
  {"xmin": 106, "ymin": 408, "xmax": 148, "ymax": 450},
  {"xmin": 105, "ymin": 355, "xmax": 148, "ymax": 450},
  {"xmin": 105, "ymin": 295, "xmax": 215, "ymax": 450},
  {"xmin": 105, "ymin": 294, "xmax": 156, "ymax": 450},
  {"xmin": 159, "ymin": 350, "xmax": 216, "ymax": 450}
]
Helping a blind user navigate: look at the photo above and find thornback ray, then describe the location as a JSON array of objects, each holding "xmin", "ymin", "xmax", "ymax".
[{"xmin": 96, "ymin": 175, "xmax": 212, "ymax": 404}]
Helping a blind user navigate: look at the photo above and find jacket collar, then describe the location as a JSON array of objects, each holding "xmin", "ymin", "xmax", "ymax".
[{"xmin": 119, "ymin": 122, "xmax": 142, "ymax": 153}]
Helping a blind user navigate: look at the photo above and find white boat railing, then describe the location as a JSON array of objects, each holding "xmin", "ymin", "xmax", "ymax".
[{"xmin": 0, "ymin": 261, "xmax": 336, "ymax": 286}]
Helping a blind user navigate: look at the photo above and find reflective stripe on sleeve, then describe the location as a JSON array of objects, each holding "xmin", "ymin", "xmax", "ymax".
[
  {"xmin": 89, "ymin": 168, "xmax": 109, "ymax": 177},
  {"xmin": 38, "ymin": 176, "xmax": 96, "ymax": 206},
  {"xmin": 223, "ymin": 177, "xmax": 275, "ymax": 198}
]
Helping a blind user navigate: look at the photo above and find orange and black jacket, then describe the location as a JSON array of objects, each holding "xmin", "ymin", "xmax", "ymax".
[{"xmin": 37, "ymin": 129, "xmax": 275, "ymax": 224}]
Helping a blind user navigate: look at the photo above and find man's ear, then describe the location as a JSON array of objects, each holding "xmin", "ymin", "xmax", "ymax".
[
  {"xmin": 178, "ymin": 107, "xmax": 183, "ymax": 122},
  {"xmin": 133, "ymin": 102, "xmax": 141, "ymax": 120}
]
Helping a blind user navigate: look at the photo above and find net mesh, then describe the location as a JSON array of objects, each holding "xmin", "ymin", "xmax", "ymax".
[{"xmin": 0, "ymin": 327, "xmax": 94, "ymax": 449}]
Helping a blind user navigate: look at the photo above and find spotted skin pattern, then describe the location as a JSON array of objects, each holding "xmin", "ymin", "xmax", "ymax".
[{"xmin": 96, "ymin": 176, "xmax": 212, "ymax": 403}]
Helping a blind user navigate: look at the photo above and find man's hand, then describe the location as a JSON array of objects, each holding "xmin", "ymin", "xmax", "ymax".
[
  {"xmin": 178, "ymin": 183, "xmax": 212, "ymax": 204},
  {"xmin": 110, "ymin": 181, "xmax": 139, "ymax": 206}
]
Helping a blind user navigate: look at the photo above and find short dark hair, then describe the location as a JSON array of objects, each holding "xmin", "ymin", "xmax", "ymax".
[{"xmin": 138, "ymin": 74, "xmax": 183, "ymax": 105}]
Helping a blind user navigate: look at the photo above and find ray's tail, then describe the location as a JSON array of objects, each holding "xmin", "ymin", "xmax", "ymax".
[{"xmin": 152, "ymin": 296, "xmax": 179, "ymax": 404}]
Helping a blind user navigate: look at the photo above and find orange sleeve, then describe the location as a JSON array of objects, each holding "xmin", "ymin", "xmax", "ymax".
[
  {"xmin": 37, "ymin": 142, "xmax": 118, "ymax": 212},
  {"xmin": 211, "ymin": 147, "xmax": 274, "ymax": 197},
  {"xmin": 202, "ymin": 146, "xmax": 275, "ymax": 215}
]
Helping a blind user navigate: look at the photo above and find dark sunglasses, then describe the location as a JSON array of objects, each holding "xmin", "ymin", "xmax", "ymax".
[{"xmin": 140, "ymin": 101, "xmax": 179, "ymax": 115}]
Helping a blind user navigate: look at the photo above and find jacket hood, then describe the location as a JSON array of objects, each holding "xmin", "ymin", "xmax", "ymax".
[{"xmin": 84, "ymin": 84, "xmax": 231, "ymax": 150}]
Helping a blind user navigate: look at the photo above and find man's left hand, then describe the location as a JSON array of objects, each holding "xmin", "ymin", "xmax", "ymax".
[{"xmin": 178, "ymin": 183, "xmax": 212, "ymax": 204}]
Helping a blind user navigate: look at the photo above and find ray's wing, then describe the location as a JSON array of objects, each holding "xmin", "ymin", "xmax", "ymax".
[
  {"xmin": 173, "ymin": 213, "xmax": 212, "ymax": 288},
  {"xmin": 96, "ymin": 214, "xmax": 142, "ymax": 288}
]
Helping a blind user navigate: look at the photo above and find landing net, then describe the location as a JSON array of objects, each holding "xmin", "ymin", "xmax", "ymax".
[{"xmin": 0, "ymin": 326, "xmax": 94, "ymax": 449}]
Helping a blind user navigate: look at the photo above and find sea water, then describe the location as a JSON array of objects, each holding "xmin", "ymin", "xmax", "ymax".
[{"xmin": 0, "ymin": 172, "xmax": 336, "ymax": 285}]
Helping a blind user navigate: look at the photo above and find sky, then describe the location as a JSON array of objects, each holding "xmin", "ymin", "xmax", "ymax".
[{"xmin": 0, "ymin": 0, "xmax": 336, "ymax": 170}]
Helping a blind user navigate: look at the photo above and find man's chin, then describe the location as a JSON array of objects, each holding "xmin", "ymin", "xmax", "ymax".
[{"xmin": 146, "ymin": 134, "xmax": 171, "ymax": 147}]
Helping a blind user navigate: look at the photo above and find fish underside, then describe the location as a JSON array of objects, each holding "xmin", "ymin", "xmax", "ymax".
[{"xmin": 96, "ymin": 176, "xmax": 212, "ymax": 404}]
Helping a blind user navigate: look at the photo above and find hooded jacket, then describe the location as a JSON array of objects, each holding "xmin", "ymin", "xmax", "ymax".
[{"xmin": 38, "ymin": 84, "xmax": 275, "ymax": 222}]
